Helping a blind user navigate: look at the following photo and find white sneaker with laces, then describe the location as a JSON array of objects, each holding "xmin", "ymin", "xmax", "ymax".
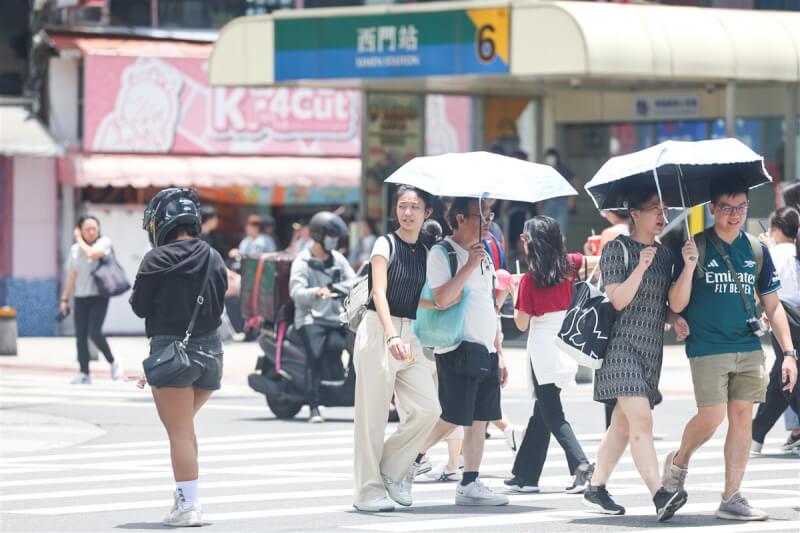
[
  {"xmin": 425, "ymin": 462, "xmax": 462, "ymax": 482},
  {"xmin": 382, "ymin": 473, "xmax": 412, "ymax": 507},
  {"xmin": 414, "ymin": 456, "xmax": 432, "ymax": 477},
  {"xmin": 455, "ymin": 479, "xmax": 509, "ymax": 506},
  {"xmin": 353, "ymin": 496, "xmax": 395, "ymax": 513},
  {"xmin": 162, "ymin": 503, "xmax": 203, "ymax": 527},
  {"xmin": 70, "ymin": 373, "xmax": 91, "ymax": 385},
  {"xmin": 750, "ymin": 440, "xmax": 763, "ymax": 456},
  {"xmin": 111, "ymin": 361, "xmax": 122, "ymax": 381}
]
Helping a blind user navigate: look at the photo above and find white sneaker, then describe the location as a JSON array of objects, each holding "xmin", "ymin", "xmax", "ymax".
[
  {"xmin": 111, "ymin": 361, "xmax": 122, "ymax": 381},
  {"xmin": 414, "ymin": 455, "xmax": 432, "ymax": 477},
  {"xmin": 70, "ymin": 373, "xmax": 91, "ymax": 385},
  {"xmin": 455, "ymin": 479, "xmax": 509, "ymax": 506},
  {"xmin": 353, "ymin": 496, "xmax": 395, "ymax": 513},
  {"xmin": 425, "ymin": 462, "xmax": 462, "ymax": 482},
  {"xmin": 162, "ymin": 503, "xmax": 203, "ymax": 526},
  {"xmin": 382, "ymin": 473, "xmax": 412, "ymax": 507},
  {"xmin": 504, "ymin": 426, "xmax": 526, "ymax": 453},
  {"xmin": 750, "ymin": 440, "xmax": 763, "ymax": 456}
]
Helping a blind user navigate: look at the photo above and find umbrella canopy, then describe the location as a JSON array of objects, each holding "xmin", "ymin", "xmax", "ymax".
[
  {"xmin": 385, "ymin": 151, "xmax": 577, "ymax": 203},
  {"xmin": 585, "ymin": 138, "xmax": 772, "ymax": 210}
]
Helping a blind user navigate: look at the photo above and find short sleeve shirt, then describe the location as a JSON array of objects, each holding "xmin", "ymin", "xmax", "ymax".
[
  {"xmin": 673, "ymin": 231, "xmax": 781, "ymax": 357},
  {"xmin": 516, "ymin": 253, "xmax": 583, "ymax": 317},
  {"xmin": 68, "ymin": 237, "xmax": 112, "ymax": 297},
  {"xmin": 427, "ymin": 237, "xmax": 497, "ymax": 353}
]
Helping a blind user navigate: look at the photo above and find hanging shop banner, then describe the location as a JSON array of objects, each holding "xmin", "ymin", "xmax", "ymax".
[
  {"xmin": 197, "ymin": 186, "xmax": 360, "ymax": 207},
  {"xmin": 274, "ymin": 7, "xmax": 510, "ymax": 81},
  {"xmin": 84, "ymin": 55, "xmax": 361, "ymax": 156},
  {"xmin": 364, "ymin": 93, "xmax": 424, "ymax": 221},
  {"xmin": 425, "ymin": 94, "xmax": 472, "ymax": 156}
]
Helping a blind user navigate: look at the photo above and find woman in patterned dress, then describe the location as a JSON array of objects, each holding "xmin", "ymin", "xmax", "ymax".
[{"xmin": 582, "ymin": 186, "xmax": 691, "ymax": 522}]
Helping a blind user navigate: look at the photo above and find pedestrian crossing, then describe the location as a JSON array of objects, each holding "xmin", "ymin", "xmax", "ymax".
[{"xmin": 1, "ymin": 369, "xmax": 799, "ymax": 532}]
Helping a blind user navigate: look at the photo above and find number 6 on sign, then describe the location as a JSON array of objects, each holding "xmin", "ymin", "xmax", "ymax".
[{"xmin": 477, "ymin": 24, "xmax": 496, "ymax": 62}]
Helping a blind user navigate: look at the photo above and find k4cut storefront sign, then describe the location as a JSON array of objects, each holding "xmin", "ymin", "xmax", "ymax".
[{"xmin": 274, "ymin": 7, "xmax": 510, "ymax": 81}]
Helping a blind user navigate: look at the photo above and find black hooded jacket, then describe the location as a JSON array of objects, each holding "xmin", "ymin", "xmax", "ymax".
[{"xmin": 130, "ymin": 238, "xmax": 228, "ymax": 338}]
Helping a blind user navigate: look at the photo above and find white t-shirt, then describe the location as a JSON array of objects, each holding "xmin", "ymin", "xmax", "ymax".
[
  {"xmin": 370, "ymin": 235, "xmax": 392, "ymax": 261},
  {"xmin": 67, "ymin": 237, "xmax": 112, "ymax": 297},
  {"xmin": 771, "ymin": 242, "xmax": 800, "ymax": 308},
  {"xmin": 427, "ymin": 237, "xmax": 498, "ymax": 353}
]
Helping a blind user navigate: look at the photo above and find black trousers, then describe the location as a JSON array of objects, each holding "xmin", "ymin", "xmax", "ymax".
[
  {"xmin": 298, "ymin": 324, "xmax": 353, "ymax": 409},
  {"xmin": 512, "ymin": 371, "xmax": 589, "ymax": 484},
  {"xmin": 752, "ymin": 333, "xmax": 800, "ymax": 444},
  {"xmin": 74, "ymin": 296, "xmax": 114, "ymax": 375}
]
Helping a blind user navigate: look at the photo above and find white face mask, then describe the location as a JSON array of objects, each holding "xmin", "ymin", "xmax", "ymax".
[
  {"xmin": 323, "ymin": 236, "xmax": 339, "ymax": 252},
  {"xmin": 545, "ymin": 155, "xmax": 558, "ymax": 167}
]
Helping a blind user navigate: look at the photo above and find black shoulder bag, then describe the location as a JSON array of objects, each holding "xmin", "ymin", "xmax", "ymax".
[{"xmin": 142, "ymin": 250, "xmax": 214, "ymax": 387}]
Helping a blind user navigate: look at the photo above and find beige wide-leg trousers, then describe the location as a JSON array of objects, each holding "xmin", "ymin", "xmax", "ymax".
[{"xmin": 353, "ymin": 310, "xmax": 440, "ymax": 504}]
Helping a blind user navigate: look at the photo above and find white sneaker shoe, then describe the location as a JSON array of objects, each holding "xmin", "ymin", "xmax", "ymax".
[
  {"xmin": 353, "ymin": 496, "xmax": 395, "ymax": 512},
  {"xmin": 382, "ymin": 473, "xmax": 412, "ymax": 506},
  {"xmin": 750, "ymin": 440, "xmax": 763, "ymax": 456},
  {"xmin": 162, "ymin": 503, "xmax": 203, "ymax": 526},
  {"xmin": 455, "ymin": 479, "xmax": 509, "ymax": 506},
  {"xmin": 425, "ymin": 462, "xmax": 462, "ymax": 482},
  {"xmin": 414, "ymin": 456, "xmax": 432, "ymax": 477},
  {"xmin": 504, "ymin": 426, "xmax": 526, "ymax": 453},
  {"xmin": 70, "ymin": 373, "xmax": 91, "ymax": 385},
  {"xmin": 111, "ymin": 361, "xmax": 122, "ymax": 381}
]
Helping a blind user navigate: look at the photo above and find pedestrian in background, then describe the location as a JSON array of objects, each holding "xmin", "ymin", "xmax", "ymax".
[
  {"xmin": 229, "ymin": 214, "xmax": 276, "ymax": 261},
  {"xmin": 584, "ymin": 186, "xmax": 689, "ymax": 521},
  {"xmin": 130, "ymin": 188, "xmax": 228, "ymax": 527},
  {"xmin": 751, "ymin": 206, "xmax": 800, "ymax": 454},
  {"xmin": 540, "ymin": 148, "xmax": 579, "ymax": 238},
  {"xmin": 60, "ymin": 215, "xmax": 121, "ymax": 385},
  {"xmin": 352, "ymin": 186, "xmax": 440, "ymax": 512},
  {"xmin": 349, "ymin": 218, "xmax": 378, "ymax": 272},
  {"xmin": 505, "ymin": 216, "xmax": 597, "ymax": 495}
]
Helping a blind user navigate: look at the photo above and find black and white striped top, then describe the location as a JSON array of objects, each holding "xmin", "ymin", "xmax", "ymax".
[{"xmin": 367, "ymin": 233, "xmax": 428, "ymax": 320}]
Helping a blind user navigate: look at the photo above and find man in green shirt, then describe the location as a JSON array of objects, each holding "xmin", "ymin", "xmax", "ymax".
[{"xmin": 665, "ymin": 176, "xmax": 797, "ymax": 521}]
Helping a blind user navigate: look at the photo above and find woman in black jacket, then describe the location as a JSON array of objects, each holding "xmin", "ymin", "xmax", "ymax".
[{"xmin": 130, "ymin": 188, "xmax": 227, "ymax": 527}]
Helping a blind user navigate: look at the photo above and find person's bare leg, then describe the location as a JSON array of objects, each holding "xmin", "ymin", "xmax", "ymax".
[
  {"xmin": 491, "ymin": 415, "xmax": 510, "ymax": 432},
  {"xmin": 591, "ymin": 404, "xmax": 629, "ymax": 486},
  {"xmin": 616, "ymin": 397, "xmax": 660, "ymax": 496},
  {"xmin": 724, "ymin": 400, "xmax": 754, "ymax": 500},
  {"xmin": 191, "ymin": 388, "xmax": 214, "ymax": 457},
  {"xmin": 418, "ymin": 419, "xmax": 457, "ymax": 456},
  {"xmin": 152, "ymin": 386, "xmax": 198, "ymax": 481},
  {"xmin": 462, "ymin": 421, "xmax": 487, "ymax": 472},
  {"xmin": 673, "ymin": 404, "xmax": 726, "ymax": 469},
  {"xmin": 446, "ymin": 437, "xmax": 463, "ymax": 472}
]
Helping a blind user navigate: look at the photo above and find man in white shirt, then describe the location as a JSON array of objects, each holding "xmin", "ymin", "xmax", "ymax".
[{"xmin": 413, "ymin": 197, "xmax": 509, "ymax": 506}]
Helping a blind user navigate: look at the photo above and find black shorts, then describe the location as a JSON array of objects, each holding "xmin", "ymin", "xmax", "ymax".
[
  {"xmin": 435, "ymin": 348, "xmax": 501, "ymax": 427},
  {"xmin": 148, "ymin": 333, "xmax": 224, "ymax": 390}
]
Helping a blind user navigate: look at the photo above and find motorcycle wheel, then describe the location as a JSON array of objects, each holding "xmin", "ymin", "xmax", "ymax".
[{"xmin": 266, "ymin": 396, "xmax": 303, "ymax": 419}]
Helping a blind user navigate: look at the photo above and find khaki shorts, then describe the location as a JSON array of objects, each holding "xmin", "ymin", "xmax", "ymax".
[{"xmin": 688, "ymin": 350, "xmax": 768, "ymax": 407}]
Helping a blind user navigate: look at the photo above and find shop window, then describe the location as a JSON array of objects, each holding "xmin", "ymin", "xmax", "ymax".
[{"xmin": 0, "ymin": 0, "xmax": 29, "ymax": 96}]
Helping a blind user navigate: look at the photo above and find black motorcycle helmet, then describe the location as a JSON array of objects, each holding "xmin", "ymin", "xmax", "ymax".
[
  {"xmin": 142, "ymin": 188, "xmax": 202, "ymax": 247},
  {"xmin": 308, "ymin": 211, "xmax": 348, "ymax": 251}
]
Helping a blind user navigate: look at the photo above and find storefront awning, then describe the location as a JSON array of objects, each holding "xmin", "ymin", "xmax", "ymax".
[
  {"xmin": 57, "ymin": 153, "xmax": 360, "ymax": 189},
  {"xmin": 0, "ymin": 104, "xmax": 63, "ymax": 157},
  {"xmin": 208, "ymin": 0, "xmax": 800, "ymax": 90},
  {"xmin": 48, "ymin": 32, "xmax": 211, "ymax": 58}
]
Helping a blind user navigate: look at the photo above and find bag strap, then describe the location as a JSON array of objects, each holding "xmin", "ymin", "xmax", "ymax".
[
  {"xmin": 436, "ymin": 240, "xmax": 459, "ymax": 278},
  {"xmin": 183, "ymin": 249, "xmax": 214, "ymax": 345},
  {"xmin": 384, "ymin": 233, "xmax": 396, "ymax": 265},
  {"xmin": 744, "ymin": 233, "xmax": 764, "ymax": 278},
  {"xmin": 706, "ymin": 232, "xmax": 757, "ymax": 320}
]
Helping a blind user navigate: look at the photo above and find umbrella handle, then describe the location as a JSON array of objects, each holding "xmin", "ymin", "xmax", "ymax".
[{"xmin": 676, "ymin": 165, "xmax": 698, "ymax": 261}]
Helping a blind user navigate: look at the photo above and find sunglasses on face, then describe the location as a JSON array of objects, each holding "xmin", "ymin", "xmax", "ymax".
[{"xmin": 717, "ymin": 202, "xmax": 749, "ymax": 216}]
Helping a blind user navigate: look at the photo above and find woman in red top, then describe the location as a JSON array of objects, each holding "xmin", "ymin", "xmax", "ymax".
[{"xmin": 504, "ymin": 216, "xmax": 599, "ymax": 494}]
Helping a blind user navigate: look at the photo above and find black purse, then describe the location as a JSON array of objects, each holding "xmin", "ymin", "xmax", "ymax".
[
  {"xmin": 142, "ymin": 251, "xmax": 213, "ymax": 388},
  {"xmin": 452, "ymin": 340, "xmax": 494, "ymax": 379},
  {"xmin": 93, "ymin": 248, "xmax": 131, "ymax": 297}
]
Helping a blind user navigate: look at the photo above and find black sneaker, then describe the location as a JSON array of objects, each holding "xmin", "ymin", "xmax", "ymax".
[
  {"xmin": 565, "ymin": 463, "xmax": 594, "ymax": 494},
  {"xmin": 582, "ymin": 485, "xmax": 625, "ymax": 515},
  {"xmin": 653, "ymin": 487, "xmax": 688, "ymax": 522},
  {"xmin": 503, "ymin": 476, "xmax": 540, "ymax": 493}
]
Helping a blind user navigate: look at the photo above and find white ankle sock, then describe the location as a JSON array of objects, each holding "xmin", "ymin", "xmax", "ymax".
[{"xmin": 176, "ymin": 480, "xmax": 198, "ymax": 510}]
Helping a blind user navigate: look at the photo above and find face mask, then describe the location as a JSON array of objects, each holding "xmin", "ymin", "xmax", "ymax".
[
  {"xmin": 545, "ymin": 156, "xmax": 558, "ymax": 167},
  {"xmin": 323, "ymin": 236, "xmax": 339, "ymax": 252}
]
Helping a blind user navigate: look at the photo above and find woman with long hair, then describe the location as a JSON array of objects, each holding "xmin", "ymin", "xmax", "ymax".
[
  {"xmin": 583, "ymin": 186, "xmax": 689, "ymax": 521},
  {"xmin": 352, "ymin": 185, "xmax": 441, "ymax": 512},
  {"xmin": 504, "ymin": 216, "xmax": 598, "ymax": 494},
  {"xmin": 752, "ymin": 206, "xmax": 800, "ymax": 453},
  {"xmin": 60, "ymin": 215, "xmax": 120, "ymax": 384},
  {"xmin": 130, "ymin": 188, "xmax": 228, "ymax": 526}
]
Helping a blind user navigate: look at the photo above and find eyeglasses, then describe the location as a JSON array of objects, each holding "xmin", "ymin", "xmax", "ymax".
[
  {"xmin": 717, "ymin": 202, "xmax": 749, "ymax": 216},
  {"xmin": 465, "ymin": 212, "xmax": 495, "ymax": 223}
]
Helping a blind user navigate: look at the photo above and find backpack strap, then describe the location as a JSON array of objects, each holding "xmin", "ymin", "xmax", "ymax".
[
  {"xmin": 384, "ymin": 233, "xmax": 396, "ymax": 265},
  {"xmin": 744, "ymin": 233, "xmax": 763, "ymax": 278},
  {"xmin": 436, "ymin": 240, "xmax": 459, "ymax": 279}
]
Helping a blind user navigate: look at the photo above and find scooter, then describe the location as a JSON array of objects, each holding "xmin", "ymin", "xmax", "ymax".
[{"xmin": 248, "ymin": 282, "xmax": 357, "ymax": 419}]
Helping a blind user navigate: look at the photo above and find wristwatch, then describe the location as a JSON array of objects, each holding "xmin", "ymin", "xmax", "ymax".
[{"xmin": 784, "ymin": 350, "xmax": 798, "ymax": 361}]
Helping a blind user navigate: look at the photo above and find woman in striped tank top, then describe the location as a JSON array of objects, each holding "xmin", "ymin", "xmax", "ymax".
[{"xmin": 352, "ymin": 186, "xmax": 441, "ymax": 513}]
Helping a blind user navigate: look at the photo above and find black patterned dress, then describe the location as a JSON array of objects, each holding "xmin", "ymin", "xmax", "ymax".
[{"xmin": 593, "ymin": 236, "xmax": 673, "ymax": 409}]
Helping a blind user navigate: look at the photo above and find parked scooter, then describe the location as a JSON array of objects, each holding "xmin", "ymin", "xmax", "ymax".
[{"xmin": 248, "ymin": 281, "xmax": 356, "ymax": 419}]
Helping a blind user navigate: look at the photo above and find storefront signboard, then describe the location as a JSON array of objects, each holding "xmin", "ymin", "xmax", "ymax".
[
  {"xmin": 274, "ymin": 7, "xmax": 510, "ymax": 81},
  {"xmin": 84, "ymin": 55, "xmax": 361, "ymax": 157},
  {"xmin": 634, "ymin": 95, "xmax": 700, "ymax": 120}
]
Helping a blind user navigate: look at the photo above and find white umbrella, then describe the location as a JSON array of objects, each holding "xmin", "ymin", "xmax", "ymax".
[{"xmin": 385, "ymin": 151, "xmax": 577, "ymax": 203}]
